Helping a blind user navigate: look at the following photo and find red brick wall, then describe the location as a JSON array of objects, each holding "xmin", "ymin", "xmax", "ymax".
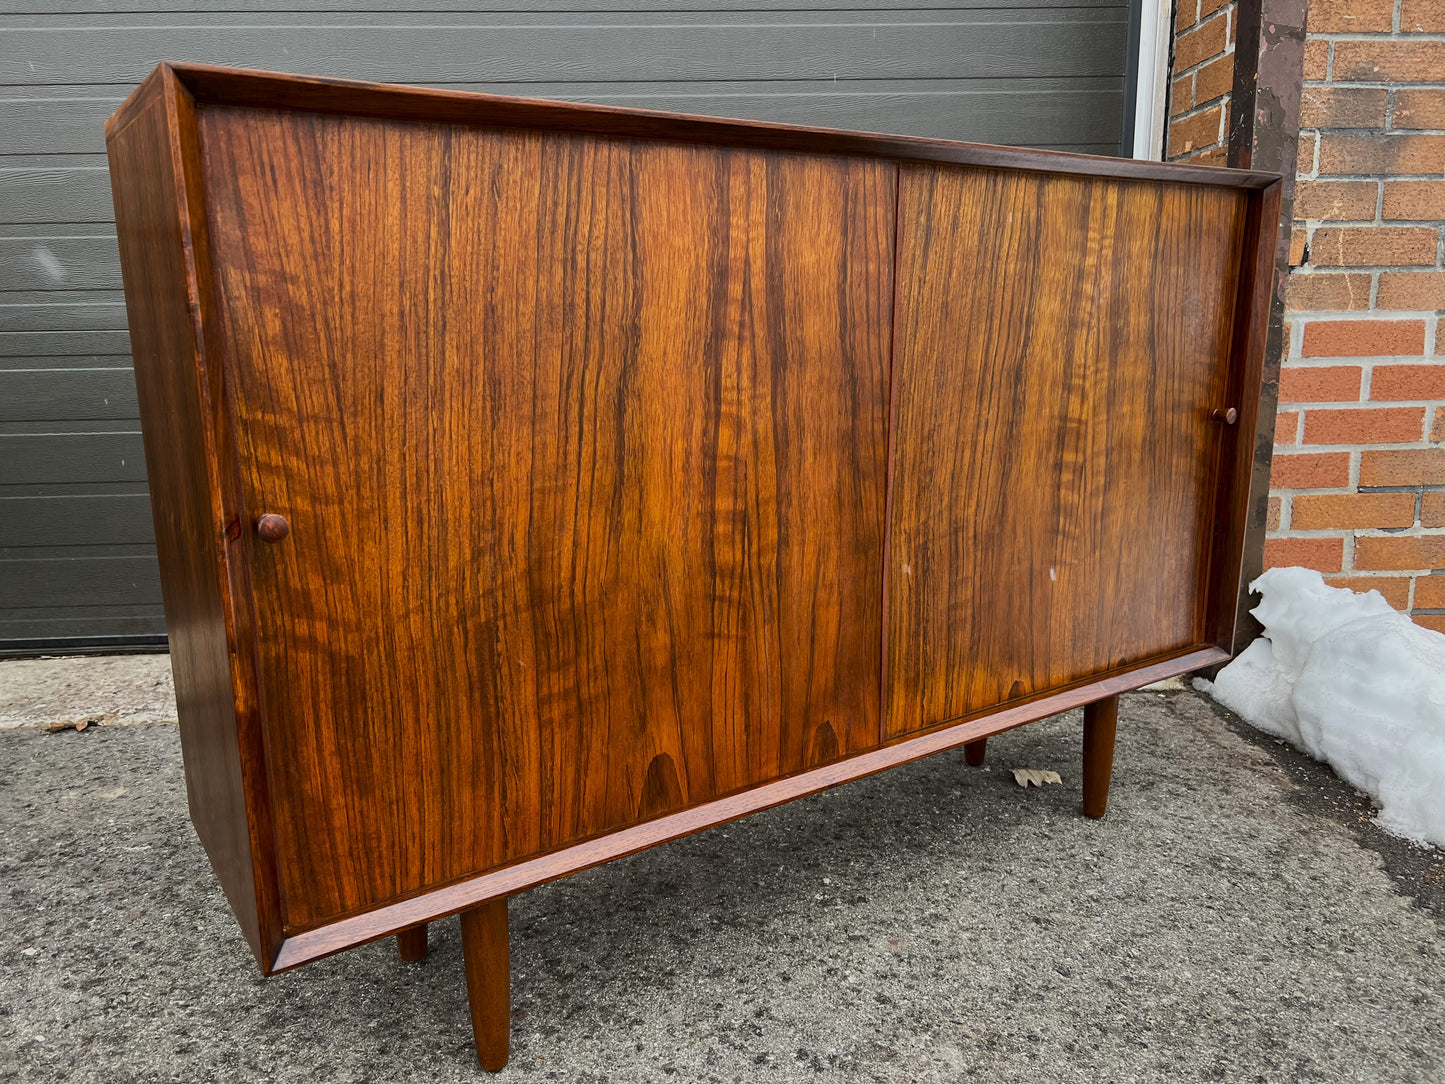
[
  {"xmin": 1169, "ymin": 0, "xmax": 1238, "ymax": 161},
  {"xmin": 1172, "ymin": 0, "xmax": 1445, "ymax": 632}
]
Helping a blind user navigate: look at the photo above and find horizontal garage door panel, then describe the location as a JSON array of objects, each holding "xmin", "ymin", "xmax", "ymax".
[
  {"xmin": 0, "ymin": 557, "xmax": 159, "ymax": 609},
  {"xmin": 0, "ymin": 292, "xmax": 126, "ymax": 330},
  {"xmin": 0, "ymin": 168, "xmax": 116, "ymax": 224},
  {"xmin": 0, "ymin": 236, "xmax": 122, "ymax": 292},
  {"xmin": 0, "ymin": 605, "xmax": 166, "ymax": 644},
  {"xmin": 3, "ymin": 18, "xmax": 1124, "ymax": 87},
  {"xmin": 0, "ymin": 331, "xmax": 129, "ymax": 356},
  {"xmin": 0, "ymin": 4, "xmax": 1131, "ymax": 650},
  {"xmin": 3, "ymin": 78, "xmax": 1124, "ymax": 159},
  {"xmin": 0, "ymin": 433, "xmax": 146, "ymax": 485},
  {"xmin": 0, "ymin": 369, "xmax": 138, "ymax": 421},
  {"xmin": 0, "ymin": 495, "xmax": 153, "ymax": 547},
  {"xmin": 4, "ymin": 0, "xmax": 1120, "ymax": 11}
]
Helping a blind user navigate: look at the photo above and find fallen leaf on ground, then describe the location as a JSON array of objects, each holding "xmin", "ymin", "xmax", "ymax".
[
  {"xmin": 45, "ymin": 713, "xmax": 114, "ymax": 733},
  {"xmin": 1011, "ymin": 768, "xmax": 1063, "ymax": 788}
]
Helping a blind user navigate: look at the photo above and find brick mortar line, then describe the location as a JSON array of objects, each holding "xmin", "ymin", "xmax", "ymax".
[
  {"xmin": 1297, "ymin": 223, "xmax": 1441, "ymax": 231},
  {"xmin": 1171, "ymin": 44, "xmax": 1236, "ymax": 81},
  {"xmin": 1296, "ymin": 264, "xmax": 1444, "ymax": 272},
  {"xmin": 1274, "ymin": 440, "xmax": 1442, "ymax": 450},
  {"xmin": 1278, "ymin": 488, "xmax": 1440, "ymax": 499},
  {"xmin": 1167, "ymin": 96, "xmax": 1230, "ymax": 123},
  {"xmin": 1275, "ymin": 495, "xmax": 1444, "ymax": 503},
  {"xmin": 1178, "ymin": 5, "xmax": 1232, "ymax": 34},
  {"xmin": 1167, "ymin": 143, "xmax": 1228, "ymax": 161},
  {"xmin": 1298, "ymin": 215, "xmax": 1445, "ymax": 224},
  {"xmin": 1268, "ymin": 527, "xmax": 1445, "ymax": 536},
  {"xmin": 1288, "ymin": 344, "xmax": 1441, "ymax": 351},
  {"xmin": 1304, "ymin": 79, "xmax": 1445, "ymax": 86},
  {"xmin": 1280, "ymin": 500, "xmax": 1433, "ymax": 511},
  {"xmin": 1286, "ymin": 403, "xmax": 1444, "ymax": 413},
  {"xmin": 1171, "ymin": 97, "xmax": 1233, "ymax": 123},
  {"xmin": 1299, "ymin": 158, "xmax": 1445, "ymax": 166},
  {"xmin": 1306, "ymin": 32, "xmax": 1445, "ymax": 41},
  {"xmin": 1283, "ymin": 390, "xmax": 1445, "ymax": 399},
  {"xmin": 1289, "ymin": 312, "xmax": 1442, "ymax": 319},
  {"xmin": 1283, "ymin": 314, "xmax": 1444, "ymax": 324},
  {"xmin": 1298, "ymin": 127, "xmax": 1445, "ymax": 134}
]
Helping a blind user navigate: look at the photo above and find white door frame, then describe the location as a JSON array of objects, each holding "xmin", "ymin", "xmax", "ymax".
[{"xmin": 1132, "ymin": 0, "xmax": 1174, "ymax": 160}]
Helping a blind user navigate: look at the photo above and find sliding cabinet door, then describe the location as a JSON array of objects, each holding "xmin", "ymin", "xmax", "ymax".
[
  {"xmin": 884, "ymin": 164, "xmax": 1250, "ymax": 738},
  {"xmin": 201, "ymin": 105, "xmax": 895, "ymax": 929}
]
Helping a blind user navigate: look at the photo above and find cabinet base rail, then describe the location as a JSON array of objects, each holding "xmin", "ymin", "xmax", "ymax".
[
  {"xmin": 273, "ymin": 652, "xmax": 1221, "ymax": 978},
  {"xmin": 395, "ymin": 693, "xmax": 1120, "ymax": 1071}
]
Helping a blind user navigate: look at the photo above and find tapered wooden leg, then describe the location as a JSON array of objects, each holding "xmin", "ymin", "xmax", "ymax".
[
  {"xmin": 461, "ymin": 898, "xmax": 510, "ymax": 1072},
  {"xmin": 964, "ymin": 738, "xmax": 987, "ymax": 766},
  {"xmin": 1082, "ymin": 694, "xmax": 1118, "ymax": 819},
  {"xmin": 396, "ymin": 922, "xmax": 428, "ymax": 962}
]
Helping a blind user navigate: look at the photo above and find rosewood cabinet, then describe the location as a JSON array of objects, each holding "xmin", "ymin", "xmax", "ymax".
[{"xmin": 106, "ymin": 63, "xmax": 1280, "ymax": 1071}]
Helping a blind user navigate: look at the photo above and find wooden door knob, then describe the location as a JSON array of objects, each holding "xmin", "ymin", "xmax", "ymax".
[
  {"xmin": 1211, "ymin": 407, "xmax": 1238, "ymax": 425},
  {"xmin": 256, "ymin": 513, "xmax": 290, "ymax": 542}
]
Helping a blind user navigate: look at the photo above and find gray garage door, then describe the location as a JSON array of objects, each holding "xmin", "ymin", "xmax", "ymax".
[{"xmin": 0, "ymin": 0, "xmax": 1133, "ymax": 655}]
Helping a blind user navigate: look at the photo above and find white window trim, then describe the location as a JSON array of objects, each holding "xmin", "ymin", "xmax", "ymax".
[{"xmin": 1132, "ymin": 0, "xmax": 1175, "ymax": 160}]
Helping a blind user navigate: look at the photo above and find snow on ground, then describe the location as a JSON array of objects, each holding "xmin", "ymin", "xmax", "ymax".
[{"xmin": 1195, "ymin": 566, "xmax": 1445, "ymax": 848}]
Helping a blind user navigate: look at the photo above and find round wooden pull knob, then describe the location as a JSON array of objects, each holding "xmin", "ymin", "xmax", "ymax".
[
  {"xmin": 255, "ymin": 513, "xmax": 290, "ymax": 542},
  {"xmin": 1212, "ymin": 407, "xmax": 1239, "ymax": 425}
]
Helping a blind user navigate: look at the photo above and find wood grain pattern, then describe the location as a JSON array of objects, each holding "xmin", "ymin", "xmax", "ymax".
[
  {"xmin": 269, "ymin": 645, "xmax": 1228, "ymax": 973},
  {"xmin": 198, "ymin": 106, "xmax": 894, "ymax": 930},
  {"xmin": 1212, "ymin": 180, "xmax": 1286, "ymax": 653},
  {"xmin": 1082, "ymin": 694, "xmax": 1118, "ymax": 819},
  {"xmin": 884, "ymin": 165, "xmax": 1250, "ymax": 737},
  {"xmin": 105, "ymin": 70, "xmax": 268, "ymax": 962},
  {"xmin": 106, "ymin": 64, "xmax": 1282, "ymax": 985},
  {"xmin": 396, "ymin": 923, "xmax": 428, "ymax": 962},
  {"xmin": 461, "ymin": 899, "xmax": 510, "ymax": 1072},
  {"xmin": 167, "ymin": 64, "xmax": 1278, "ymax": 191}
]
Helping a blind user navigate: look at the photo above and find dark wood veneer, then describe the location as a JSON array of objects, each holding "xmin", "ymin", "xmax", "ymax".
[
  {"xmin": 396, "ymin": 923, "xmax": 428, "ymax": 963},
  {"xmin": 120, "ymin": 63, "xmax": 1280, "ymax": 192},
  {"xmin": 107, "ymin": 63, "xmax": 1281, "ymax": 1069},
  {"xmin": 884, "ymin": 166, "xmax": 1249, "ymax": 736},
  {"xmin": 106, "ymin": 67, "xmax": 277, "ymax": 968},
  {"xmin": 201, "ymin": 106, "xmax": 892, "ymax": 930},
  {"xmin": 1082, "ymin": 696, "xmax": 1120, "ymax": 820}
]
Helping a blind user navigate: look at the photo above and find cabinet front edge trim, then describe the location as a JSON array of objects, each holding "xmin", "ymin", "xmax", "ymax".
[{"xmin": 268, "ymin": 644, "xmax": 1227, "ymax": 973}]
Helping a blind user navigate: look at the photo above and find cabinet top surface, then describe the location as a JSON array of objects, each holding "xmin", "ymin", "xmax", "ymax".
[{"xmin": 108, "ymin": 61, "xmax": 1281, "ymax": 192}]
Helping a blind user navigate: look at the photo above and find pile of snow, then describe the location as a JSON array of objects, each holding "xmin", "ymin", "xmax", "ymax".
[{"xmin": 1195, "ymin": 566, "xmax": 1445, "ymax": 847}]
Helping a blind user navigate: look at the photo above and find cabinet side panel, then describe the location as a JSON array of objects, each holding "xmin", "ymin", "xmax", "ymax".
[
  {"xmin": 886, "ymin": 165, "xmax": 1248, "ymax": 737},
  {"xmin": 199, "ymin": 107, "xmax": 893, "ymax": 930},
  {"xmin": 106, "ymin": 87, "xmax": 265, "ymax": 963}
]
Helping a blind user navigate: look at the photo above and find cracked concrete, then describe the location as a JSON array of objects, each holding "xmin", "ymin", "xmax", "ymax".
[{"xmin": 0, "ymin": 654, "xmax": 1441, "ymax": 1083}]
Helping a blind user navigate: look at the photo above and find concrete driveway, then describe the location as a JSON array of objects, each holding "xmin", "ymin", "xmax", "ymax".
[{"xmin": 2, "ymin": 656, "xmax": 1442, "ymax": 1083}]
